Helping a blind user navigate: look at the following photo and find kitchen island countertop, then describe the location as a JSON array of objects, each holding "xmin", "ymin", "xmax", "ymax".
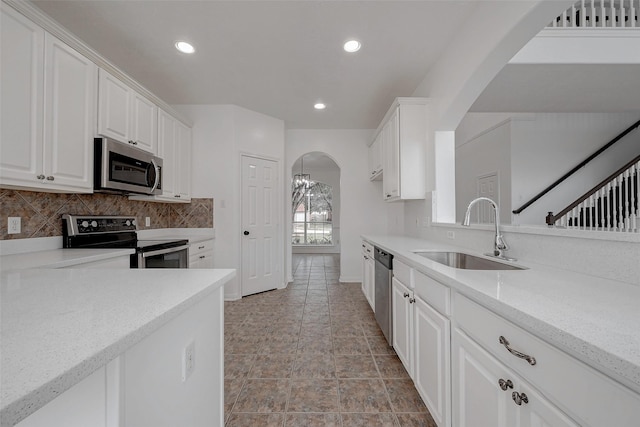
[
  {"xmin": 362, "ymin": 234, "xmax": 640, "ymax": 395},
  {"xmin": 0, "ymin": 268, "xmax": 235, "ymax": 426}
]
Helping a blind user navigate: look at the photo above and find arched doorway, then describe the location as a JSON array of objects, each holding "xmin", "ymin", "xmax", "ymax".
[{"xmin": 291, "ymin": 152, "xmax": 341, "ymax": 256}]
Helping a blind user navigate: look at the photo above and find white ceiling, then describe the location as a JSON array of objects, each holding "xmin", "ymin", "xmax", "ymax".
[
  {"xmin": 33, "ymin": 0, "xmax": 477, "ymax": 129},
  {"xmin": 471, "ymin": 64, "xmax": 640, "ymax": 113}
]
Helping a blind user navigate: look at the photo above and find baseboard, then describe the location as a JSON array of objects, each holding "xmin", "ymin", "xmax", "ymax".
[{"xmin": 338, "ymin": 275, "xmax": 361, "ymax": 284}]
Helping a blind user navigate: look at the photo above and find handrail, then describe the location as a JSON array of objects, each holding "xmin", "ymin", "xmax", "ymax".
[
  {"xmin": 513, "ymin": 118, "xmax": 640, "ymax": 214},
  {"xmin": 546, "ymin": 153, "xmax": 640, "ymax": 225}
]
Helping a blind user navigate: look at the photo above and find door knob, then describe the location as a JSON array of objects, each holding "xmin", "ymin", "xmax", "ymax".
[{"xmin": 243, "ymin": 231, "xmax": 250, "ymax": 235}]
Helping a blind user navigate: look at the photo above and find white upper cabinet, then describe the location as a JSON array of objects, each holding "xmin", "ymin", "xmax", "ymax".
[
  {"xmin": 368, "ymin": 132, "xmax": 383, "ymax": 181},
  {"xmin": 98, "ymin": 68, "xmax": 157, "ymax": 154},
  {"xmin": 374, "ymin": 98, "xmax": 429, "ymax": 202},
  {"xmin": 43, "ymin": 33, "xmax": 97, "ymax": 192},
  {"xmin": 130, "ymin": 109, "xmax": 191, "ymax": 203},
  {"xmin": 1, "ymin": 4, "xmax": 95, "ymax": 193}
]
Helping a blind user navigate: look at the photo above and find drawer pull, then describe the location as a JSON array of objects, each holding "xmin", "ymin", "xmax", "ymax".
[
  {"xmin": 499, "ymin": 336, "xmax": 536, "ymax": 366},
  {"xmin": 498, "ymin": 378, "xmax": 513, "ymax": 391},
  {"xmin": 198, "ymin": 245, "xmax": 205, "ymax": 250},
  {"xmin": 403, "ymin": 292, "xmax": 410, "ymax": 298},
  {"xmin": 199, "ymin": 255, "xmax": 205, "ymax": 259},
  {"xmin": 512, "ymin": 391, "xmax": 528, "ymax": 406},
  {"xmin": 409, "ymin": 297, "xmax": 415, "ymax": 304}
]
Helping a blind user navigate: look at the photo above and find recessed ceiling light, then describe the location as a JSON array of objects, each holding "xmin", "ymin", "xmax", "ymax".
[
  {"xmin": 175, "ymin": 41, "xmax": 195, "ymax": 54},
  {"xmin": 343, "ymin": 40, "xmax": 361, "ymax": 53},
  {"xmin": 314, "ymin": 103, "xmax": 326, "ymax": 110}
]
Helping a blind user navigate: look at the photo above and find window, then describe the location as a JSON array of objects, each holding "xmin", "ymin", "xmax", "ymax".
[{"xmin": 292, "ymin": 181, "xmax": 333, "ymax": 245}]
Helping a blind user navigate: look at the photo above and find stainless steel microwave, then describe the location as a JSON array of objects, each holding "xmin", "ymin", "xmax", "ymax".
[{"xmin": 94, "ymin": 137, "xmax": 163, "ymax": 195}]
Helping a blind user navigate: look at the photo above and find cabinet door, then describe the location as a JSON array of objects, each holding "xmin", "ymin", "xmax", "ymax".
[
  {"xmin": 175, "ymin": 121, "xmax": 192, "ymax": 200},
  {"xmin": 1, "ymin": 4, "xmax": 44, "ymax": 186},
  {"xmin": 366, "ymin": 257, "xmax": 375, "ymax": 311},
  {"xmin": 43, "ymin": 34, "xmax": 96, "ymax": 192},
  {"xmin": 383, "ymin": 108, "xmax": 399, "ymax": 200},
  {"xmin": 157, "ymin": 109, "xmax": 177, "ymax": 198},
  {"xmin": 518, "ymin": 383, "xmax": 580, "ymax": 427},
  {"xmin": 368, "ymin": 134, "xmax": 382, "ymax": 180},
  {"xmin": 98, "ymin": 68, "xmax": 131, "ymax": 143},
  {"xmin": 130, "ymin": 92, "xmax": 157, "ymax": 153},
  {"xmin": 391, "ymin": 277, "xmax": 413, "ymax": 377},
  {"xmin": 362, "ymin": 254, "xmax": 368, "ymax": 298},
  {"xmin": 452, "ymin": 328, "xmax": 515, "ymax": 427},
  {"xmin": 414, "ymin": 296, "xmax": 451, "ymax": 427}
]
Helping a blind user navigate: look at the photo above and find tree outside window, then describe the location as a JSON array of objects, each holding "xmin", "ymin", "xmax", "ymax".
[{"xmin": 292, "ymin": 181, "xmax": 333, "ymax": 245}]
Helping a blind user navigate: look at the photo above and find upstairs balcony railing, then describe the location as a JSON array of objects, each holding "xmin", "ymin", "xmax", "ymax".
[{"xmin": 548, "ymin": 0, "xmax": 639, "ymax": 28}]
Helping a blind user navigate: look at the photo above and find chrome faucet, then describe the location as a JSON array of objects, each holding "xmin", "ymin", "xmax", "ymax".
[{"xmin": 462, "ymin": 197, "xmax": 515, "ymax": 261}]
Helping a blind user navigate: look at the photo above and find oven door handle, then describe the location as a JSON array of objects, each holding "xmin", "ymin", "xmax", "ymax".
[{"xmin": 141, "ymin": 244, "xmax": 190, "ymax": 258}]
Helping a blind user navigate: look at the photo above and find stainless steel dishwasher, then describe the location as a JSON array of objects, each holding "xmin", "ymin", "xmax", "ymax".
[{"xmin": 374, "ymin": 247, "xmax": 393, "ymax": 346}]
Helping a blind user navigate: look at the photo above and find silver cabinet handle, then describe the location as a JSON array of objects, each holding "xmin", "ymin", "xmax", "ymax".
[
  {"xmin": 36, "ymin": 174, "xmax": 45, "ymax": 180},
  {"xmin": 409, "ymin": 297, "xmax": 415, "ymax": 304},
  {"xmin": 128, "ymin": 140, "xmax": 138, "ymax": 145},
  {"xmin": 498, "ymin": 379, "xmax": 513, "ymax": 391},
  {"xmin": 499, "ymin": 336, "xmax": 536, "ymax": 366},
  {"xmin": 403, "ymin": 292, "xmax": 410, "ymax": 298},
  {"xmin": 174, "ymin": 194, "xmax": 180, "ymax": 198},
  {"xmin": 198, "ymin": 245, "xmax": 205, "ymax": 250},
  {"xmin": 512, "ymin": 392, "xmax": 528, "ymax": 406},
  {"xmin": 199, "ymin": 255, "xmax": 205, "ymax": 259},
  {"xmin": 46, "ymin": 176, "xmax": 54, "ymax": 181}
]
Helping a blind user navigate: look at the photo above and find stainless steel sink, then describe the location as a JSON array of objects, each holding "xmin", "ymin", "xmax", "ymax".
[{"xmin": 413, "ymin": 251, "xmax": 526, "ymax": 270}]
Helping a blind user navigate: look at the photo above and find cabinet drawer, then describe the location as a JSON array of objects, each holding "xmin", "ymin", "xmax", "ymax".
[
  {"xmin": 361, "ymin": 241, "xmax": 373, "ymax": 257},
  {"xmin": 190, "ymin": 239, "xmax": 213, "ymax": 256},
  {"xmin": 454, "ymin": 293, "xmax": 640, "ymax": 427},
  {"xmin": 414, "ymin": 270, "xmax": 450, "ymax": 316},
  {"xmin": 393, "ymin": 259, "xmax": 413, "ymax": 288}
]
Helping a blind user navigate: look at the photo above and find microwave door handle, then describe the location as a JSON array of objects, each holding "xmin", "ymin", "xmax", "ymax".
[
  {"xmin": 150, "ymin": 158, "xmax": 160, "ymax": 193},
  {"xmin": 141, "ymin": 244, "xmax": 190, "ymax": 258}
]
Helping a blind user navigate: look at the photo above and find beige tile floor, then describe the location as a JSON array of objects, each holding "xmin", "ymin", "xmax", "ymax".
[{"xmin": 224, "ymin": 254, "xmax": 437, "ymax": 427}]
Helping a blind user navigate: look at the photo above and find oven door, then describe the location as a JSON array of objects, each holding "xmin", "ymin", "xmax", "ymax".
[{"xmin": 137, "ymin": 245, "xmax": 189, "ymax": 268}]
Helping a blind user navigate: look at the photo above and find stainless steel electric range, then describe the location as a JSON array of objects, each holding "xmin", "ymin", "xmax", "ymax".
[{"xmin": 62, "ymin": 214, "xmax": 189, "ymax": 268}]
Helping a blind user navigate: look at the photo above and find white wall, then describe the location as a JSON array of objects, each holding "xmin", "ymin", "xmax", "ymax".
[
  {"xmin": 286, "ymin": 130, "xmax": 387, "ymax": 283},
  {"xmin": 455, "ymin": 119, "xmax": 512, "ymax": 224},
  {"xmin": 291, "ymin": 165, "xmax": 341, "ymax": 254},
  {"xmin": 511, "ymin": 113, "xmax": 639, "ymax": 225},
  {"xmin": 454, "ymin": 112, "xmax": 639, "ymax": 225},
  {"xmin": 175, "ymin": 105, "xmax": 285, "ymax": 300}
]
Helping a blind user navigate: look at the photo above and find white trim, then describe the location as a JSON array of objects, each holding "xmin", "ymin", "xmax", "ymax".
[
  {"xmin": 338, "ymin": 276, "xmax": 360, "ymax": 284},
  {"xmin": 3, "ymin": 0, "xmax": 193, "ymax": 127},
  {"xmin": 432, "ymin": 221, "xmax": 640, "ymax": 242}
]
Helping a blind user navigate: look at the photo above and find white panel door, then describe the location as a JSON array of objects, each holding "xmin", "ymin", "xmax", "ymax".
[
  {"xmin": 476, "ymin": 172, "xmax": 498, "ymax": 224},
  {"xmin": 98, "ymin": 68, "xmax": 131, "ymax": 143},
  {"xmin": 452, "ymin": 328, "xmax": 515, "ymax": 427},
  {"xmin": 176, "ymin": 122, "xmax": 192, "ymax": 200},
  {"xmin": 0, "ymin": 4, "xmax": 44, "ymax": 186},
  {"xmin": 130, "ymin": 92, "xmax": 157, "ymax": 153},
  {"xmin": 391, "ymin": 277, "xmax": 413, "ymax": 377},
  {"xmin": 241, "ymin": 155, "xmax": 278, "ymax": 296},
  {"xmin": 414, "ymin": 295, "xmax": 451, "ymax": 427},
  {"xmin": 158, "ymin": 110, "xmax": 177, "ymax": 197},
  {"xmin": 43, "ymin": 33, "xmax": 96, "ymax": 192}
]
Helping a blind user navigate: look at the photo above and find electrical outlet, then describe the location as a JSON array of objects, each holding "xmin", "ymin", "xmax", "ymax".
[
  {"xmin": 8, "ymin": 217, "xmax": 21, "ymax": 234},
  {"xmin": 145, "ymin": 217, "xmax": 151, "ymax": 227},
  {"xmin": 447, "ymin": 231, "xmax": 455, "ymax": 239},
  {"xmin": 182, "ymin": 341, "xmax": 195, "ymax": 382}
]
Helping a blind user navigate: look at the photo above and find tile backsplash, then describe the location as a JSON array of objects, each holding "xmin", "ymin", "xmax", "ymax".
[{"xmin": 0, "ymin": 189, "xmax": 213, "ymax": 240}]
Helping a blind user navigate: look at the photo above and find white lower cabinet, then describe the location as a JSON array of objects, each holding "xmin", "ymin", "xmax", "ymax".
[
  {"xmin": 392, "ymin": 277, "xmax": 414, "ymax": 377},
  {"xmin": 452, "ymin": 327, "xmax": 579, "ymax": 427},
  {"xmin": 361, "ymin": 241, "xmax": 375, "ymax": 311},
  {"xmin": 190, "ymin": 239, "xmax": 214, "ymax": 269},
  {"xmin": 414, "ymin": 294, "xmax": 450, "ymax": 427}
]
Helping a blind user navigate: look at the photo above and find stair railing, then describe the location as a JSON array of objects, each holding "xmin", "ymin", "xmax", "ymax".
[
  {"xmin": 513, "ymin": 118, "xmax": 640, "ymax": 215},
  {"xmin": 548, "ymin": 0, "xmax": 639, "ymax": 28},
  {"xmin": 546, "ymin": 154, "xmax": 640, "ymax": 231}
]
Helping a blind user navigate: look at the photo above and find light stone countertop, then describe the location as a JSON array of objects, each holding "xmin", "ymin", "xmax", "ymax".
[
  {"xmin": 362, "ymin": 234, "xmax": 640, "ymax": 395},
  {"xmin": 0, "ymin": 268, "xmax": 235, "ymax": 426},
  {"xmin": 0, "ymin": 248, "xmax": 135, "ymax": 270}
]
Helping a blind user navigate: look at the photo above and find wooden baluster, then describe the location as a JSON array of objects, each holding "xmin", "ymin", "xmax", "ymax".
[
  {"xmin": 618, "ymin": 174, "xmax": 625, "ymax": 230},
  {"xmin": 620, "ymin": 0, "xmax": 626, "ymax": 27},
  {"xmin": 598, "ymin": 186, "xmax": 604, "ymax": 229},
  {"xmin": 601, "ymin": 0, "xmax": 608, "ymax": 26},
  {"xmin": 611, "ymin": 0, "xmax": 618, "ymax": 27},
  {"xmin": 607, "ymin": 182, "xmax": 613, "ymax": 230},
  {"xmin": 581, "ymin": 0, "xmax": 586, "ymax": 26},
  {"xmin": 624, "ymin": 169, "xmax": 630, "ymax": 231}
]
